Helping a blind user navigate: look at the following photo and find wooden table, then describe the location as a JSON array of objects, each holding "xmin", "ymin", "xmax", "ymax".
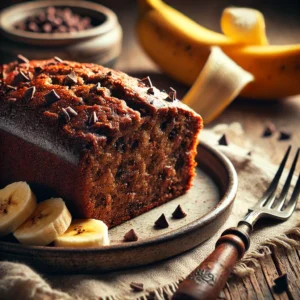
[{"xmin": 107, "ymin": 0, "xmax": 300, "ymax": 298}]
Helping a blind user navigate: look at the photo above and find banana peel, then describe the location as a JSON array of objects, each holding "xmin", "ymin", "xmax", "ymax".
[{"xmin": 137, "ymin": 0, "xmax": 300, "ymax": 99}]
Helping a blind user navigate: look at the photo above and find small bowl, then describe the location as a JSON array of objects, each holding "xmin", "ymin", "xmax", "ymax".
[{"xmin": 0, "ymin": 0, "xmax": 122, "ymax": 66}]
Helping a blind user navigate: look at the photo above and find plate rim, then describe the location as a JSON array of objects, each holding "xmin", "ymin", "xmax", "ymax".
[{"xmin": 0, "ymin": 141, "xmax": 238, "ymax": 254}]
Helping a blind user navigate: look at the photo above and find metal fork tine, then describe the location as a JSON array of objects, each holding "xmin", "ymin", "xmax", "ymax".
[
  {"xmin": 276, "ymin": 148, "xmax": 300, "ymax": 210},
  {"xmin": 260, "ymin": 145, "xmax": 291, "ymax": 206},
  {"xmin": 284, "ymin": 172, "xmax": 300, "ymax": 215}
]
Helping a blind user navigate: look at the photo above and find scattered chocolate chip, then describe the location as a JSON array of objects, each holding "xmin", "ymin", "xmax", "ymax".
[
  {"xmin": 5, "ymin": 85, "xmax": 17, "ymax": 92},
  {"xmin": 44, "ymin": 89, "xmax": 60, "ymax": 105},
  {"xmin": 247, "ymin": 151, "xmax": 252, "ymax": 156},
  {"xmin": 17, "ymin": 54, "xmax": 29, "ymax": 64},
  {"xmin": 154, "ymin": 213, "xmax": 169, "ymax": 229},
  {"xmin": 34, "ymin": 66, "xmax": 43, "ymax": 74},
  {"xmin": 66, "ymin": 106, "xmax": 78, "ymax": 117},
  {"xmin": 54, "ymin": 56, "xmax": 63, "ymax": 63},
  {"xmin": 278, "ymin": 131, "xmax": 291, "ymax": 141},
  {"xmin": 262, "ymin": 123, "xmax": 276, "ymax": 137},
  {"xmin": 172, "ymin": 205, "xmax": 187, "ymax": 219},
  {"xmin": 218, "ymin": 134, "xmax": 229, "ymax": 146},
  {"xmin": 13, "ymin": 70, "xmax": 30, "ymax": 84},
  {"xmin": 273, "ymin": 273, "xmax": 288, "ymax": 293},
  {"xmin": 124, "ymin": 229, "xmax": 138, "ymax": 242},
  {"xmin": 89, "ymin": 82, "xmax": 101, "ymax": 93},
  {"xmin": 63, "ymin": 71, "xmax": 77, "ymax": 86},
  {"xmin": 147, "ymin": 87, "xmax": 155, "ymax": 95},
  {"xmin": 107, "ymin": 71, "xmax": 112, "ymax": 76},
  {"xmin": 130, "ymin": 282, "xmax": 144, "ymax": 292},
  {"xmin": 61, "ymin": 107, "xmax": 70, "ymax": 122},
  {"xmin": 88, "ymin": 111, "xmax": 98, "ymax": 125},
  {"xmin": 23, "ymin": 86, "xmax": 36, "ymax": 102}
]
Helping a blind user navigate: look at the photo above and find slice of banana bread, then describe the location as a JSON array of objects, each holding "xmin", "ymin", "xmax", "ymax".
[{"xmin": 0, "ymin": 58, "xmax": 202, "ymax": 228}]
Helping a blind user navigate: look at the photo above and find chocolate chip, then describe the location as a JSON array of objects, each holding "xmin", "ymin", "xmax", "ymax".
[
  {"xmin": 89, "ymin": 82, "xmax": 101, "ymax": 93},
  {"xmin": 61, "ymin": 107, "xmax": 70, "ymax": 122},
  {"xmin": 262, "ymin": 123, "xmax": 276, "ymax": 137},
  {"xmin": 66, "ymin": 106, "xmax": 78, "ymax": 117},
  {"xmin": 17, "ymin": 54, "xmax": 29, "ymax": 64},
  {"xmin": 34, "ymin": 66, "xmax": 43, "ymax": 74},
  {"xmin": 278, "ymin": 131, "xmax": 291, "ymax": 141},
  {"xmin": 88, "ymin": 111, "xmax": 98, "ymax": 125},
  {"xmin": 106, "ymin": 71, "xmax": 112, "ymax": 76},
  {"xmin": 247, "ymin": 151, "xmax": 252, "ymax": 156},
  {"xmin": 273, "ymin": 273, "xmax": 288, "ymax": 293},
  {"xmin": 5, "ymin": 85, "xmax": 17, "ymax": 92},
  {"xmin": 218, "ymin": 134, "xmax": 229, "ymax": 146},
  {"xmin": 23, "ymin": 86, "xmax": 36, "ymax": 102},
  {"xmin": 12, "ymin": 70, "xmax": 30, "ymax": 85},
  {"xmin": 130, "ymin": 282, "xmax": 144, "ymax": 292},
  {"xmin": 147, "ymin": 87, "xmax": 155, "ymax": 95},
  {"xmin": 63, "ymin": 71, "xmax": 77, "ymax": 86},
  {"xmin": 172, "ymin": 205, "xmax": 187, "ymax": 219},
  {"xmin": 154, "ymin": 213, "xmax": 169, "ymax": 229},
  {"xmin": 54, "ymin": 56, "xmax": 63, "ymax": 63},
  {"xmin": 124, "ymin": 229, "xmax": 138, "ymax": 242},
  {"xmin": 44, "ymin": 89, "xmax": 60, "ymax": 105}
]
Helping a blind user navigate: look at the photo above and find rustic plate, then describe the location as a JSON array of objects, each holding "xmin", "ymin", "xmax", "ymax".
[{"xmin": 0, "ymin": 141, "xmax": 237, "ymax": 273}]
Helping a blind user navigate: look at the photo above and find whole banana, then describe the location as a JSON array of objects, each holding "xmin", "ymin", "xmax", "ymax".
[{"xmin": 137, "ymin": 0, "xmax": 300, "ymax": 99}]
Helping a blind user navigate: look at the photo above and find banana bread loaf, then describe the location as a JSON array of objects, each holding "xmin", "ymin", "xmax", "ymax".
[{"xmin": 0, "ymin": 57, "xmax": 202, "ymax": 228}]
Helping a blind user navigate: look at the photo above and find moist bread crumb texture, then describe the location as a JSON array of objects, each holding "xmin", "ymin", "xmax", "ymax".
[{"xmin": 0, "ymin": 58, "xmax": 203, "ymax": 228}]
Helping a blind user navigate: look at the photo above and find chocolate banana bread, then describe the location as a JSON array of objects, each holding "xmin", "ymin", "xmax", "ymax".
[{"xmin": 0, "ymin": 57, "xmax": 202, "ymax": 228}]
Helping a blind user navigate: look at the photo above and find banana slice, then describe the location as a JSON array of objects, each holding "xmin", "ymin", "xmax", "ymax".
[
  {"xmin": 221, "ymin": 7, "xmax": 268, "ymax": 45},
  {"xmin": 183, "ymin": 47, "xmax": 254, "ymax": 124},
  {"xmin": 54, "ymin": 219, "xmax": 109, "ymax": 248},
  {"xmin": 0, "ymin": 182, "xmax": 37, "ymax": 237},
  {"xmin": 14, "ymin": 198, "xmax": 71, "ymax": 246}
]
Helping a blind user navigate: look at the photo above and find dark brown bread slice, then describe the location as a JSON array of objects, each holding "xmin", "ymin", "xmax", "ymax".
[{"xmin": 0, "ymin": 58, "xmax": 203, "ymax": 228}]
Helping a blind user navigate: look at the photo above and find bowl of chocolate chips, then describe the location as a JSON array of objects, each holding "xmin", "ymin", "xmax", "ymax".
[{"xmin": 0, "ymin": 0, "xmax": 122, "ymax": 66}]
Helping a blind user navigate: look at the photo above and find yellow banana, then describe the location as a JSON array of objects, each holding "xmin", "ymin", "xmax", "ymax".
[
  {"xmin": 221, "ymin": 7, "xmax": 268, "ymax": 45},
  {"xmin": 137, "ymin": 0, "xmax": 300, "ymax": 99}
]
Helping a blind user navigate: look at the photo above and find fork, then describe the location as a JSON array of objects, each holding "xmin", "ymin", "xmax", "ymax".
[{"xmin": 172, "ymin": 146, "xmax": 300, "ymax": 300}]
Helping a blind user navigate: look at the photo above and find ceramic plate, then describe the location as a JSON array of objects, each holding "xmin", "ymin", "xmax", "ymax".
[{"xmin": 0, "ymin": 141, "xmax": 238, "ymax": 273}]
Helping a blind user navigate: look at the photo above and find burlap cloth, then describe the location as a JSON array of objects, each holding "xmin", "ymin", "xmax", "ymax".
[{"xmin": 1, "ymin": 123, "xmax": 299, "ymax": 300}]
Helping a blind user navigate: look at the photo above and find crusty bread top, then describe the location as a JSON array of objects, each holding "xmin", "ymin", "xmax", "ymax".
[{"xmin": 0, "ymin": 58, "xmax": 201, "ymax": 151}]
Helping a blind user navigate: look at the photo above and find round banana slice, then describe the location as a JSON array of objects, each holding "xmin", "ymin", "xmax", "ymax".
[
  {"xmin": 183, "ymin": 47, "xmax": 254, "ymax": 124},
  {"xmin": 221, "ymin": 7, "xmax": 268, "ymax": 45},
  {"xmin": 14, "ymin": 198, "xmax": 72, "ymax": 246},
  {"xmin": 54, "ymin": 219, "xmax": 109, "ymax": 248},
  {"xmin": 0, "ymin": 182, "xmax": 37, "ymax": 237}
]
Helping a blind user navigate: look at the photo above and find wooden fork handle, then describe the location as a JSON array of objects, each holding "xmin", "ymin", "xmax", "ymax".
[{"xmin": 172, "ymin": 225, "xmax": 251, "ymax": 300}]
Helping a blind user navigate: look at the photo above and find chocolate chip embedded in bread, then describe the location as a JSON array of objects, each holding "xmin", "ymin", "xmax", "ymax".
[
  {"xmin": 63, "ymin": 71, "xmax": 77, "ymax": 86},
  {"xmin": 23, "ymin": 86, "xmax": 36, "ymax": 103},
  {"xmin": 44, "ymin": 89, "xmax": 60, "ymax": 105},
  {"xmin": 12, "ymin": 71, "xmax": 30, "ymax": 85},
  {"xmin": 89, "ymin": 82, "xmax": 101, "ymax": 93},
  {"xmin": 88, "ymin": 111, "xmax": 98, "ymax": 125},
  {"xmin": 61, "ymin": 107, "xmax": 70, "ymax": 122},
  {"xmin": 124, "ymin": 229, "xmax": 138, "ymax": 242},
  {"xmin": 54, "ymin": 56, "xmax": 63, "ymax": 63},
  {"xmin": 172, "ymin": 205, "xmax": 187, "ymax": 219},
  {"xmin": 66, "ymin": 106, "xmax": 78, "ymax": 117},
  {"xmin": 34, "ymin": 66, "xmax": 43, "ymax": 74},
  {"xmin": 154, "ymin": 213, "xmax": 169, "ymax": 229},
  {"xmin": 278, "ymin": 131, "xmax": 291, "ymax": 141},
  {"xmin": 130, "ymin": 282, "xmax": 144, "ymax": 292},
  {"xmin": 218, "ymin": 134, "xmax": 229, "ymax": 146},
  {"xmin": 106, "ymin": 71, "xmax": 112, "ymax": 76},
  {"xmin": 17, "ymin": 54, "xmax": 29, "ymax": 64}
]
